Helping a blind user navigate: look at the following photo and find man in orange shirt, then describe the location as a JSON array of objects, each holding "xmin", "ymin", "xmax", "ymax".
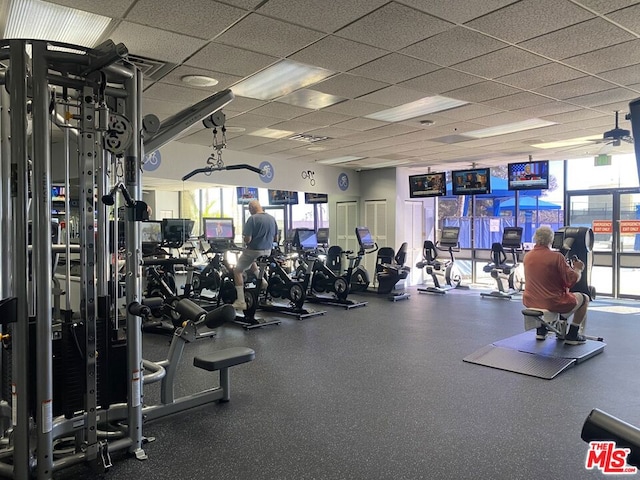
[{"xmin": 523, "ymin": 226, "xmax": 589, "ymax": 345}]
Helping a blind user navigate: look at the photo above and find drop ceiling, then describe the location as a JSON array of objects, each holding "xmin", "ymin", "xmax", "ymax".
[{"xmin": 8, "ymin": 0, "xmax": 640, "ymax": 173}]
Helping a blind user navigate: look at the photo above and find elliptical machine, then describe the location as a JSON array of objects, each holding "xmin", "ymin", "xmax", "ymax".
[
  {"xmin": 480, "ymin": 227, "xmax": 525, "ymax": 300},
  {"xmin": 416, "ymin": 226, "xmax": 464, "ymax": 294}
]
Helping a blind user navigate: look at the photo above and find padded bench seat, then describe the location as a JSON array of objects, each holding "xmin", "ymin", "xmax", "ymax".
[
  {"xmin": 193, "ymin": 347, "xmax": 255, "ymax": 402},
  {"xmin": 194, "ymin": 347, "xmax": 255, "ymax": 371}
]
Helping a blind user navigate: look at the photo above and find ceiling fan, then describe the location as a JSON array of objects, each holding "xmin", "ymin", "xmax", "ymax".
[{"xmin": 600, "ymin": 110, "xmax": 634, "ymax": 147}]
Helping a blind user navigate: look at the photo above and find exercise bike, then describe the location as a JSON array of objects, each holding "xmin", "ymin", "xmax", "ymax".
[
  {"xmin": 416, "ymin": 226, "xmax": 464, "ymax": 294},
  {"xmin": 480, "ymin": 226, "xmax": 524, "ymax": 300},
  {"xmin": 416, "ymin": 227, "xmax": 464, "ymax": 294}
]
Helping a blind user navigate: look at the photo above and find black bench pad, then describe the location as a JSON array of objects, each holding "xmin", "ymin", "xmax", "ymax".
[{"xmin": 193, "ymin": 347, "xmax": 255, "ymax": 371}]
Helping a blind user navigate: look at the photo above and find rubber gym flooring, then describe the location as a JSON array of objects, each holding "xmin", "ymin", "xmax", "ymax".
[{"xmin": 57, "ymin": 287, "xmax": 640, "ymax": 480}]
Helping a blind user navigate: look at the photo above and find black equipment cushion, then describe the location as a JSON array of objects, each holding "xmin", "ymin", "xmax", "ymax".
[{"xmin": 193, "ymin": 347, "xmax": 255, "ymax": 371}]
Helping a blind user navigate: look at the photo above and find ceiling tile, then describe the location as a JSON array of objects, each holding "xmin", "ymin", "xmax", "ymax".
[
  {"xmin": 110, "ymin": 21, "xmax": 207, "ymax": 63},
  {"xmin": 158, "ymin": 66, "xmax": 242, "ymax": 91},
  {"xmin": 323, "ymin": 100, "xmax": 387, "ymax": 117},
  {"xmin": 349, "ymin": 53, "xmax": 440, "ymax": 84},
  {"xmin": 333, "ymin": 118, "xmax": 388, "ymax": 131},
  {"xmin": 336, "ymin": 2, "xmax": 453, "ymax": 50},
  {"xmin": 247, "ymin": 102, "xmax": 312, "ymax": 120},
  {"xmin": 467, "ymin": 112, "xmax": 531, "ymax": 126},
  {"xmin": 496, "ymin": 63, "xmax": 585, "ymax": 90},
  {"xmin": 535, "ymin": 76, "xmax": 620, "ymax": 100},
  {"xmin": 442, "ymin": 81, "xmax": 522, "ymax": 102},
  {"xmin": 313, "ymin": 74, "xmax": 390, "ymax": 99},
  {"xmin": 225, "ymin": 112, "xmax": 278, "ymax": 128},
  {"xmin": 356, "ymin": 86, "xmax": 431, "ymax": 107},
  {"xmin": 223, "ymin": 96, "xmax": 267, "ymax": 113},
  {"xmin": 219, "ymin": 0, "xmax": 264, "ymax": 10},
  {"xmin": 214, "ymin": 13, "xmax": 324, "ymax": 57},
  {"xmin": 400, "ymin": 27, "xmax": 507, "ymax": 66},
  {"xmin": 185, "ymin": 43, "xmax": 278, "ymax": 76},
  {"xmin": 574, "ymin": 0, "xmax": 640, "ymax": 14},
  {"xmin": 541, "ymin": 109, "xmax": 608, "ymax": 123},
  {"xmin": 143, "ymin": 83, "xmax": 215, "ymax": 103},
  {"xmin": 436, "ymin": 104, "xmax": 508, "ymax": 121},
  {"xmin": 599, "ymin": 63, "xmax": 640, "ymax": 85},
  {"xmin": 256, "ymin": 0, "xmax": 388, "ymax": 33},
  {"xmin": 510, "ymin": 102, "xmax": 581, "ymax": 118},
  {"xmin": 270, "ymin": 120, "xmax": 326, "ymax": 133},
  {"xmin": 564, "ymin": 40, "xmax": 640, "ymax": 74},
  {"xmin": 565, "ymin": 87, "xmax": 639, "ymax": 107},
  {"xmin": 607, "ymin": 4, "xmax": 640, "ymax": 35},
  {"xmin": 307, "ymin": 126, "xmax": 360, "ymax": 138},
  {"xmin": 465, "ymin": 0, "xmax": 594, "ymax": 43},
  {"xmin": 452, "ymin": 47, "xmax": 549, "ymax": 79},
  {"xmin": 519, "ymin": 18, "xmax": 634, "ymax": 61},
  {"xmin": 294, "ymin": 111, "xmax": 354, "ymax": 126},
  {"xmin": 125, "ymin": 0, "xmax": 247, "ymax": 40},
  {"xmin": 395, "ymin": 0, "xmax": 518, "ymax": 23},
  {"xmin": 289, "ymin": 36, "xmax": 387, "ymax": 72},
  {"xmin": 400, "ymin": 68, "xmax": 484, "ymax": 94},
  {"xmin": 484, "ymin": 92, "xmax": 554, "ymax": 110}
]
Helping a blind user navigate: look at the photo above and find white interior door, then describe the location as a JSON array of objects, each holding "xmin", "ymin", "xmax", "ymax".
[{"xmin": 403, "ymin": 200, "xmax": 423, "ymax": 286}]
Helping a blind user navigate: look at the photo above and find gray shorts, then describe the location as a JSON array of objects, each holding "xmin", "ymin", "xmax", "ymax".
[{"xmin": 236, "ymin": 249, "xmax": 271, "ymax": 272}]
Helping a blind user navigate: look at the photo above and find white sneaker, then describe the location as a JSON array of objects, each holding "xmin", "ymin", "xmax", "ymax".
[
  {"xmin": 232, "ymin": 299, "xmax": 247, "ymax": 310},
  {"xmin": 261, "ymin": 279, "xmax": 269, "ymax": 290}
]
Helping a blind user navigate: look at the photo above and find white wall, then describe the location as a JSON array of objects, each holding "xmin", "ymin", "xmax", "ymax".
[
  {"xmin": 359, "ymin": 168, "xmax": 397, "ymax": 249},
  {"xmin": 150, "ymin": 142, "xmax": 361, "ymax": 196}
]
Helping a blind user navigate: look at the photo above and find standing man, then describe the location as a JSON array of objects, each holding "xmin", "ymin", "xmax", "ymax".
[
  {"xmin": 523, "ymin": 226, "xmax": 589, "ymax": 344},
  {"xmin": 233, "ymin": 200, "xmax": 278, "ymax": 310}
]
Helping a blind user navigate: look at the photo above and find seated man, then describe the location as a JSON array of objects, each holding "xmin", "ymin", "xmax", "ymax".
[{"xmin": 523, "ymin": 226, "xmax": 589, "ymax": 345}]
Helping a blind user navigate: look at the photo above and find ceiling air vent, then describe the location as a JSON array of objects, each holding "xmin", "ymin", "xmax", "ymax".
[
  {"xmin": 288, "ymin": 133, "xmax": 331, "ymax": 143},
  {"xmin": 127, "ymin": 54, "xmax": 177, "ymax": 82}
]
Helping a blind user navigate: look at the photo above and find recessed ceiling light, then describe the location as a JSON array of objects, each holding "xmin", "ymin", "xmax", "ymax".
[
  {"xmin": 5, "ymin": 0, "xmax": 112, "ymax": 47},
  {"xmin": 224, "ymin": 126, "xmax": 246, "ymax": 133},
  {"xmin": 316, "ymin": 155, "xmax": 363, "ymax": 165},
  {"xmin": 248, "ymin": 128, "xmax": 295, "ymax": 139},
  {"xmin": 181, "ymin": 75, "xmax": 219, "ymax": 87},
  {"xmin": 530, "ymin": 135, "xmax": 602, "ymax": 149},
  {"xmin": 462, "ymin": 119, "xmax": 558, "ymax": 139},
  {"xmin": 365, "ymin": 96, "xmax": 469, "ymax": 122},
  {"xmin": 232, "ymin": 60, "xmax": 334, "ymax": 101}
]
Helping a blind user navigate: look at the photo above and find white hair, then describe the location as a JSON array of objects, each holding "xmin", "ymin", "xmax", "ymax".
[{"xmin": 533, "ymin": 226, "xmax": 554, "ymax": 246}]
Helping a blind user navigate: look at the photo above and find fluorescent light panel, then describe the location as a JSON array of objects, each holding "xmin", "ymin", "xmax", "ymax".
[
  {"xmin": 316, "ymin": 156, "xmax": 363, "ymax": 165},
  {"xmin": 232, "ymin": 60, "xmax": 334, "ymax": 101},
  {"xmin": 277, "ymin": 89, "xmax": 346, "ymax": 109},
  {"xmin": 531, "ymin": 135, "xmax": 602, "ymax": 149},
  {"xmin": 5, "ymin": 0, "xmax": 112, "ymax": 47},
  {"xmin": 248, "ymin": 128, "xmax": 295, "ymax": 139},
  {"xmin": 365, "ymin": 96, "xmax": 469, "ymax": 122},
  {"xmin": 463, "ymin": 118, "xmax": 557, "ymax": 139}
]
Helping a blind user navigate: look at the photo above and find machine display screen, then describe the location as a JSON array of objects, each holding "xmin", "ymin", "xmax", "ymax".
[
  {"xmin": 141, "ymin": 221, "xmax": 163, "ymax": 244},
  {"xmin": 204, "ymin": 217, "xmax": 234, "ymax": 241},
  {"xmin": 356, "ymin": 227, "xmax": 375, "ymax": 249},
  {"xmin": 162, "ymin": 218, "xmax": 195, "ymax": 245}
]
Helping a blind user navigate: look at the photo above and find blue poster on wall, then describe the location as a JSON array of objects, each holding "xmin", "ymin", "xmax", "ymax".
[
  {"xmin": 338, "ymin": 172, "xmax": 349, "ymax": 191},
  {"xmin": 143, "ymin": 151, "xmax": 161, "ymax": 172},
  {"xmin": 259, "ymin": 161, "xmax": 274, "ymax": 183}
]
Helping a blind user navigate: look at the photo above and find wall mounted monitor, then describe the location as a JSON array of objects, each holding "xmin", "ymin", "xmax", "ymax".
[
  {"xmin": 451, "ymin": 168, "xmax": 491, "ymax": 195},
  {"xmin": 268, "ymin": 190, "xmax": 299, "ymax": 205},
  {"xmin": 236, "ymin": 186, "xmax": 258, "ymax": 204},
  {"xmin": 51, "ymin": 185, "xmax": 66, "ymax": 201},
  {"xmin": 203, "ymin": 217, "xmax": 234, "ymax": 241},
  {"xmin": 409, "ymin": 172, "xmax": 446, "ymax": 198},
  {"xmin": 305, "ymin": 192, "xmax": 328, "ymax": 204},
  {"xmin": 507, "ymin": 160, "xmax": 549, "ymax": 191},
  {"xmin": 629, "ymin": 98, "xmax": 640, "ymax": 184},
  {"xmin": 162, "ymin": 218, "xmax": 195, "ymax": 246},
  {"xmin": 140, "ymin": 221, "xmax": 163, "ymax": 244},
  {"xmin": 355, "ymin": 226, "xmax": 375, "ymax": 250}
]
